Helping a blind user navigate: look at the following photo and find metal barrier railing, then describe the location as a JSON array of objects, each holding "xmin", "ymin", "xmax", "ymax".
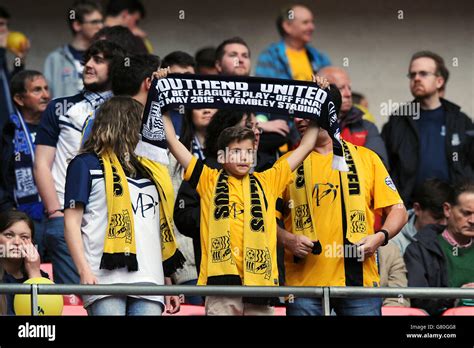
[{"xmin": 1, "ymin": 284, "xmax": 474, "ymax": 316}]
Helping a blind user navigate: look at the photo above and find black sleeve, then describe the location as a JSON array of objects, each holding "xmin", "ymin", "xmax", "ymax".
[
  {"xmin": 0, "ymin": 124, "xmax": 16, "ymax": 211},
  {"xmin": 461, "ymin": 112, "xmax": 474, "ymax": 168},
  {"xmin": 404, "ymin": 243, "xmax": 453, "ymax": 315},
  {"xmin": 173, "ymin": 180, "xmax": 201, "ymax": 240}
]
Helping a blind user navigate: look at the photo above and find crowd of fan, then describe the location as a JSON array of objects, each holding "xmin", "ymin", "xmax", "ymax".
[{"xmin": 0, "ymin": 0, "xmax": 473, "ymax": 316}]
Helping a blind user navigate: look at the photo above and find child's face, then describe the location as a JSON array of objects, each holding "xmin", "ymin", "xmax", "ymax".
[
  {"xmin": 0, "ymin": 221, "xmax": 32, "ymax": 259},
  {"xmin": 222, "ymin": 139, "xmax": 255, "ymax": 178}
]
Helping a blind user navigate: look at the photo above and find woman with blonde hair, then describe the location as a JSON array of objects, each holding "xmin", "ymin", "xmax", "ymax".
[{"xmin": 64, "ymin": 96, "xmax": 184, "ymax": 316}]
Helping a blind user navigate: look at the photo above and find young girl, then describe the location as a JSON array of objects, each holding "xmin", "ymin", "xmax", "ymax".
[
  {"xmin": 0, "ymin": 210, "xmax": 46, "ymax": 315},
  {"xmin": 64, "ymin": 96, "xmax": 184, "ymax": 316}
]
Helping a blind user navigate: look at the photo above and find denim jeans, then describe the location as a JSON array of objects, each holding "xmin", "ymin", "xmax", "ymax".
[
  {"xmin": 44, "ymin": 216, "xmax": 79, "ymax": 284},
  {"xmin": 87, "ymin": 296, "xmax": 164, "ymax": 316},
  {"xmin": 180, "ymin": 279, "xmax": 204, "ymax": 305},
  {"xmin": 286, "ymin": 296, "xmax": 382, "ymax": 316}
]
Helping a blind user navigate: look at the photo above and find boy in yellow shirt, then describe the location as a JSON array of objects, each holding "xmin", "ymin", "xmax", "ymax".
[{"xmin": 161, "ymin": 73, "xmax": 327, "ymax": 315}]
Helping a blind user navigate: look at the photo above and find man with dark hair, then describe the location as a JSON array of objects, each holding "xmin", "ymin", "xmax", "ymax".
[
  {"xmin": 215, "ymin": 37, "xmax": 251, "ymax": 77},
  {"xmin": 405, "ymin": 182, "xmax": 474, "ymax": 315},
  {"xmin": 256, "ymin": 4, "xmax": 330, "ymax": 80},
  {"xmin": 80, "ymin": 53, "xmax": 160, "ymax": 143},
  {"xmin": 382, "ymin": 51, "xmax": 474, "ymax": 206},
  {"xmin": 195, "ymin": 47, "xmax": 217, "ymax": 75},
  {"xmin": 104, "ymin": 0, "xmax": 150, "ymax": 51},
  {"xmin": 34, "ymin": 40, "xmax": 125, "ymax": 284},
  {"xmin": 160, "ymin": 51, "xmax": 196, "ymax": 137},
  {"xmin": 162, "ymin": 51, "xmax": 195, "ymax": 75},
  {"xmin": 216, "ymin": 37, "xmax": 291, "ymax": 161},
  {"xmin": 392, "ymin": 178, "xmax": 452, "ymax": 255},
  {"xmin": 0, "ymin": 6, "xmax": 28, "ymax": 132},
  {"xmin": 93, "ymin": 25, "xmax": 147, "ymax": 54},
  {"xmin": 111, "ymin": 54, "xmax": 160, "ymax": 98},
  {"xmin": 0, "ymin": 70, "xmax": 50, "ymax": 258},
  {"xmin": 44, "ymin": 0, "xmax": 104, "ymax": 98}
]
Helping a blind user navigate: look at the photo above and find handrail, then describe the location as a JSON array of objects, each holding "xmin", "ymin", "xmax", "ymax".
[{"xmin": 2, "ymin": 284, "xmax": 473, "ymax": 316}]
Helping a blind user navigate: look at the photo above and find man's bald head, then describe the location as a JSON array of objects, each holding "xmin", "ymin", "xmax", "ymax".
[{"xmin": 318, "ymin": 66, "xmax": 352, "ymax": 114}]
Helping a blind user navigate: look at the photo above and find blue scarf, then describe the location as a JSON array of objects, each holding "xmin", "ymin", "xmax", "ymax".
[{"xmin": 9, "ymin": 110, "xmax": 43, "ymax": 221}]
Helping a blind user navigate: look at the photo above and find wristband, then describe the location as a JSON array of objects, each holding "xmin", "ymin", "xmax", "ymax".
[{"xmin": 377, "ymin": 229, "xmax": 390, "ymax": 246}]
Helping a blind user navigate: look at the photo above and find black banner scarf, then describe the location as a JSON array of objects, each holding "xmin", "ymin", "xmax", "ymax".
[{"xmin": 136, "ymin": 73, "xmax": 349, "ymax": 172}]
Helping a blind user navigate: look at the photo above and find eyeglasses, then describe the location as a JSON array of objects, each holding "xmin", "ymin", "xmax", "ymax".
[
  {"xmin": 407, "ymin": 71, "xmax": 438, "ymax": 79},
  {"xmin": 81, "ymin": 19, "xmax": 104, "ymax": 26}
]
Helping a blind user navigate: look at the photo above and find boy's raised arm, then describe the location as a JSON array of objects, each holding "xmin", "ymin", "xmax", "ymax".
[
  {"xmin": 162, "ymin": 112, "xmax": 193, "ymax": 170},
  {"xmin": 285, "ymin": 121, "xmax": 319, "ymax": 172}
]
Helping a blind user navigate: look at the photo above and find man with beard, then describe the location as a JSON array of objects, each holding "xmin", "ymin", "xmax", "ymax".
[
  {"xmin": 382, "ymin": 51, "xmax": 474, "ymax": 207},
  {"xmin": 33, "ymin": 40, "xmax": 125, "ymax": 284}
]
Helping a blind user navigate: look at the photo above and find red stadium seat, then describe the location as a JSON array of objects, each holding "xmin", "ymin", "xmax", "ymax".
[
  {"xmin": 40, "ymin": 263, "xmax": 54, "ymax": 281},
  {"xmin": 62, "ymin": 305, "xmax": 88, "ymax": 316},
  {"xmin": 382, "ymin": 306, "xmax": 429, "ymax": 316},
  {"xmin": 63, "ymin": 294, "xmax": 83, "ymax": 306},
  {"xmin": 442, "ymin": 306, "xmax": 474, "ymax": 316},
  {"xmin": 163, "ymin": 304, "xmax": 206, "ymax": 316},
  {"xmin": 274, "ymin": 306, "xmax": 286, "ymax": 316}
]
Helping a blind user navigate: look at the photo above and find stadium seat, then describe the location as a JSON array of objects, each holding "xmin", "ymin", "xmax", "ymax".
[
  {"xmin": 382, "ymin": 306, "xmax": 429, "ymax": 316},
  {"xmin": 62, "ymin": 305, "xmax": 88, "ymax": 316},
  {"xmin": 442, "ymin": 306, "xmax": 474, "ymax": 316},
  {"xmin": 63, "ymin": 294, "xmax": 83, "ymax": 306},
  {"xmin": 274, "ymin": 306, "xmax": 286, "ymax": 316},
  {"xmin": 40, "ymin": 263, "xmax": 53, "ymax": 281},
  {"xmin": 163, "ymin": 304, "xmax": 205, "ymax": 316}
]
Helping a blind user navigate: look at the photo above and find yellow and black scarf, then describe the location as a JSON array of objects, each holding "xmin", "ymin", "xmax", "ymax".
[
  {"xmin": 100, "ymin": 152, "xmax": 185, "ymax": 276},
  {"xmin": 205, "ymin": 170, "xmax": 279, "ymax": 287},
  {"xmin": 289, "ymin": 141, "xmax": 368, "ymax": 250}
]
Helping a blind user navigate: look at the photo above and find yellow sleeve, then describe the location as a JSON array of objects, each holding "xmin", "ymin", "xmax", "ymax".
[
  {"xmin": 371, "ymin": 151, "xmax": 404, "ymax": 211},
  {"xmin": 256, "ymin": 158, "xmax": 293, "ymax": 197},
  {"xmin": 183, "ymin": 156, "xmax": 216, "ymax": 196}
]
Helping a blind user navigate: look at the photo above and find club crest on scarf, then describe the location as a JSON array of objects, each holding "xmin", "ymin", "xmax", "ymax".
[
  {"xmin": 245, "ymin": 247, "xmax": 271, "ymax": 280},
  {"xmin": 294, "ymin": 204, "xmax": 312, "ymax": 231},
  {"xmin": 142, "ymin": 101, "xmax": 165, "ymax": 142},
  {"xmin": 160, "ymin": 217, "xmax": 175, "ymax": 250},
  {"xmin": 349, "ymin": 210, "xmax": 367, "ymax": 235},
  {"xmin": 211, "ymin": 234, "xmax": 232, "ymax": 263},
  {"xmin": 108, "ymin": 210, "xmax": 132, "ymax": 243}
]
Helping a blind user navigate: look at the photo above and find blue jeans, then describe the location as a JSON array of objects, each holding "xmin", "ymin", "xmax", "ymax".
[
  {"xmin": 87, "ymin": 296, "xmax": 164, "ymax": 316},
  {"xmin": 44, "ymin": 216, "xmax": 79, "ymax": 284},
  {"xmin": 287, "ymin": 297, "xmax": 382, "ymax": 316},
  {"xmin": 180, "ymin": 279, "xmax": 204, "ymax": 305}
]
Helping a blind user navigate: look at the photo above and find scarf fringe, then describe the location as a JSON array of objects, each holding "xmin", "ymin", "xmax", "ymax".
[
  {"xmin": 99, "ymin": 253, "xmax": 138, "ymax": 272},
  {"xmin": 135, "ymin": 140, "xmax": 169, "ymax": 165},
  {"xmin": 162, "ymin": 249, "xmax": 186, "ymax": 277},
  {"xmin": 243, "ymin": 296, "xmax": 280, "ymax": 306},
  {"xmin": 207, "ymin": 275, "xmax": 242, "ymax": 286}
]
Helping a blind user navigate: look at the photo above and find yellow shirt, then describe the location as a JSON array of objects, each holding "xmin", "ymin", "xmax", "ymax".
[
  {"xmin": 281, "ymin": 146, "xmax": 403, "ymax": 287},
  {"xmin": 184, "ymin": 156, "xmax": 293, "ymax": 284},
  {"xmin": 286, "ymin": 47, "xmax": 313, "ymax": 81}
]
